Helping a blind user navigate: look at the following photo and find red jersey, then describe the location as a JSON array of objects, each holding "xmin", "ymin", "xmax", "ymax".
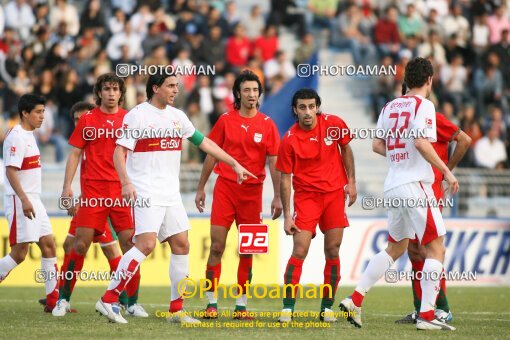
[
  {"xmin": 276, "ymin": 114, "xmax": 352, "ymax": 193},
  {"xmin": 432, "ymin": 112, "xmax": 460, "ymax": 183},
  {"xmin": 208, "ymin": 110, "xmax": 280, "ymax": 185},
  {"xmin": 68, "ymin": 107, "xmax": 128, "ymax": 182},
  {"xmin": 226, "ymin": 37, "xmax": 250, "ymax": 66}
]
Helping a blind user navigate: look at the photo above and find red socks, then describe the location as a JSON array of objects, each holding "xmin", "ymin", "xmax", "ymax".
[
  {"xmin": 237, "ymin": 256, "xmax": 253, "ymax": 295},
  {"xmin": 206, "ymin": 262, "xmax": 221, "ymax": 292}
]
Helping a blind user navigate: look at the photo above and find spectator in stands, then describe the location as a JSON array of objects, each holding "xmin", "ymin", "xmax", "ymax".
[
  {"xmin": 203, "ymin": 25, "xmax": 225, "ymax": 71},
  {"xmin": 293, "ymin": 33, "xmax": 316, "ymax": 67},
  {"xmin": 4, "ymin": 0, "xmax": 35, "ymax": 41},
  {"xmin": 207, "ymin": 6, "xmax": 230, "ymax": 39},
  {"xmin": 487, "ymin": 4, "xmax": 510, "ymax": 45},
  {"xmin": 442, "ymin": 3, "xmax": 470, "ymax": 48},
  {"xmin": 474, "ymin": 122, "xmax": 508, "ymax": 169},
  {"xmin": 308, "ymin": 0, "xmax": 338, "ymax": 31},
  {"xmin": 336, "ymin": 3, "xmax": 377, "ymax": 65},
  {"xmin": 374, "ymin": 6, "xmax": 400, "ymax": 60},
  {"xmin": 473, "ymin": 13, "xmax": 490, "ymax": 57},
  {"xmin": 474, "ymin": 52, "xmax": 504, "ymax": 117},
  {"xmin": 424, "ymin": 8, "xmax": 441, "ymax": 36},
  {"xmin": 225, "ymin": 24, "xmax": 250, "ymax": 68},
  {"xmin": 483, "ymin": 106, "xmax": 508, "ymax": 141},
  {"xmin": 253, "ymin": 25, "xmax": 279, "ymax": 62},
  {"xmin": 440, "ymin": 53, "xmax": 467, "ymax": 111},
  {"xmin": 56, "ymin": 69, "xmax": 83, "ymax": 138},
  {"xmin": 106, "ymin": 22, "xmax": 143, "ymax": 61},
  {"xmin": 489, "ymin": 29, "xmax": 510, "ymax": 88},
  {"xmin": 185, "ymin": 100, "xmax": 210, "ymax": 163},
  {"xmin": 32, "ymin": 3, "xmax": 50, "ymax": 36},
  {"xmin": 398, "ymin": 4, "xmax": 425, "ymax": 40},
  {"xmin": 79, "ymin": 0, "xmax": 105, "ymax": 36},
  {"xmin": 34, "ymin": 69, "xmax": 57, "ymax": 104},
  {"xmin": 130, "ymin": 4, "xmax": 154, "ymax": 36},
  {"xmin": 459, "ymin": 104, "xmax": 483, "ymax": 167},
  {"xmin": 444, "ymin": 33, "xmax": 475, "ymax": 67},
  {"xmin": 49, "ymin": 0, "xmax": 80, "ymax": 37},
  {"xmin": 268, "ymin": 0, "xmax": 307, "ymax": 38},
  {"xmin": 31, "ymin": 27, "xmax": 52, "ymax": 66},
  {"xmin": 143, "ymin": 22, "xmax": 166, "ymax": 57},
  {"xmin": 264, "ymin": 50, "xmax": 296, "ymax": 84},
  {"xmin": 244, "ymin": 5, "xmax": 265, "ymax": 41},
  {"xmin": 371, "ymin": 55, "xmax": 395, "ymax": 123},
  {"xmin": 109, "ymin": 8, "xmax": 126, "ymax": 35},
  {"xmin": 77, "ymin": 27, "xmax": 101, "ymax": 60},
  {"xmin": 224, "ymin": 1, "xmax": 241, "ymax": 28},
  {"xmin": 49, "ymin": 21, "xmax": 75, "ymax": 58},
  {"xmin": 111, "ymin": 0, "xmax": 137, "ymax": 15},
  {"xmin": 418, "ymin": 29, "xmax": 447, "ymax": 66}
]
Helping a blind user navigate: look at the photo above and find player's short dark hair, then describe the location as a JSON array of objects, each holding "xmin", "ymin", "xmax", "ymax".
[
  {"xmin": 93, "ymin": 72, "xmax": 126, "ymax": 106},
  {"xmin": 232, "ymin": 70, "xmax": 263, "ymax": 110},
  {"xmin": 404, "ymin": 57, "xmax": 433, "ymax": 90},
  {"xmin": 18, "ymin": 93, "xmax": 46, "ymax": 119},
  {"xmin": 70, "ymin": 101, "xmax": 95, "ymax": 120},
  {"xmin": 291, "ymin": 88, "xmax": 321, "ymax": 120},
  {"xmin": 146, "ymin": 71, "xmax": 177, "ymax": 101}
]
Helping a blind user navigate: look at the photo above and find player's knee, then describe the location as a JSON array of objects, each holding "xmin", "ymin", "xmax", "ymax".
[
  {"xmin": 292, "ymin": 246, "xmax": 309, "ymax": 260},
  {"xmin": 74, "ymin": 239, "xmax": 91, "ymax": 255},
  {"xmin": 137, "ymin": 239, "xmax": 156, "ymax": 255},
  {"xmin": 324, "ymin": 244, "xmax": 340, "ymax": 258},
  {"xmin": 407, "ymin": 243, "xmax": 425, "ymax": 262},
  {"xmin": 39, "ymin": 237, "xmax": 56, "ymax": 257},
  {"xmin": 63, "ymin": 237, "xmax": 73, "ymax": 254},
  {"xmin": 10, "ymin": 246, "xmax": 29, "ymax": 263},
  {"xmin": 210, "ymin": 241, "xmax": 225, "ymax": 258},
  {"xmin": 172, "ymin": 239, "xmax": 189, "ymax": 254},
  {"xmin": 101, "ymin": 245, "xmax": 119, "ymax": 259}
]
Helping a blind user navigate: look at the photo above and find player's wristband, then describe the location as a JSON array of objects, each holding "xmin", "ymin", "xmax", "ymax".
[{"xmin": 188, "ymin": 130, "xmax": 205, "ymax": 146}]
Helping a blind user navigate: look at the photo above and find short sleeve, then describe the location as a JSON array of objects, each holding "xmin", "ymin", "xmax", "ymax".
[
  {"xmin": 179, "ymin": 110, "xmax": 196, "ymax": 139},
  {"xmin": 266, "ymin": 119, "xmax": 280, "ymax": 156},
  {"xmin": 116, "ymin": 111, "xmax": 140, "ymax": 151},
  {"xmin": 68, "ymin": 115, "xmax": 88, "ymax": 149},
  {"xmin": 275, "ymin": 135, "xmax": 294, "ymax": 174},
  {"xmin": 3, "ymin": 133, "xmax": 26, "ymax": 169},
  {"xmin": 436, "ymin": 113, "xmax": 460, "ymax": 143},
  {"xmin": 208, "ymin": 115, "xmax": 226, "ymax": 147},
  {"xmin": 336, "ymin": 117, "xmax": 351, "ymax": 146},
  {"xmin": 413, "ymin": 100, "xmax": 436, "ymax": 142}
]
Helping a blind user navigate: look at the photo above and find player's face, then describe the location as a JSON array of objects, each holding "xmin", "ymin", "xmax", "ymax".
[
  {"xmin": 99, "ymin": 81, "xmax": 121, "ymax": 110},
  {"xmin": 24, "ymin": 104, "xmax": 45, "ymax": 129},
  {"xmin": 239, "ymin": 80, "xmax": 259, "ymax": 110},
  {"xmin": 294, "ymin": 98, "xmax": 318, "ymax": 129},
  {"xmin": 155, "ymin": 76, "xmax": 179, "ymax": 105},
  {"xmin": 73, "ymin": 110, "xmax": 87, "ymax": 126}
]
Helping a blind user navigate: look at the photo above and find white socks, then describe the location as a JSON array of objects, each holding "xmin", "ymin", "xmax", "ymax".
[
  {"xmin": 0, "ymin": 255, "xmax": 17, "ymax": 281},
  {"xmin": 107, "ymin": 247, "xmax": 146, "ymax": 291},
  {"xmin": 235, "ymin": 294, "xmax": 247, "ymax": 307},
  {"xmin": 355, "ymin": 250, "xmax": 394, "ymax": 295},
  {"xmin": 41, "ymin": 257, "xmax": 58, "ymax": 295},
  {"xmin": 420, "ymin": 258, "xmax": 443, "ymax": 314},
  {"xmin": 206, "ymin": 291, "xmax": 218, "ymax": 304},
  {"xmin": 170, "ymin": 254, "xmax": 189, "ymax": 302}
]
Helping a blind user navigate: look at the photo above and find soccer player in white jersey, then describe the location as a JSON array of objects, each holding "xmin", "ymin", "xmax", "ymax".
[
  {"xmin": 339, "ymin": 57, "xmax": 459, "ymax": 331},
  {"xmin": 0, "ymin": 94, "xmax": 59, "ymax": 312},
  {"xmin": 95, "ymin": 72, "xmax": 256, "ymax": 324}
]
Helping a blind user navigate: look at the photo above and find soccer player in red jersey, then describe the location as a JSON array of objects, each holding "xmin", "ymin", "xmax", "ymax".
[
  {"xmin": 275, "ymin": 88, "xmax": 357, "ymax": 322},
  {"xmin": 395, "ymin": 85, "xmax": 471, "ymax": 324},
  {"xmin": 95, "ymin": 72, "xmax": 255, "ymax": 324},
  {"xmin": 194, "ymin": 70, "xmax": 282, "ymax": 319},
  {"xmin": 0, "ymin": 94, "xmax": 59, "ymax": 312},
  {"xmin": 38, "ymin": 102, "xmax": 128, "ymax": 311},
  {"xmin": 52, "ymin": 74, "xmax": 145, "ymax": 317}
]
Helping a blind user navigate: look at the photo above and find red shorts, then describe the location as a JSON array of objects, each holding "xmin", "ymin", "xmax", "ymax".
[
  {"xmin": 211, "ymin": 176, "xmax": 263, "ymax": 229},
  {"xmin": 294, "ymin": 188, "xmax": 349, "ymax": 237},
  {"xmin": 392, "ymin": 180, "xmax": 445, "ymax": 244},
  {"xmin": 72, "ymin": 180, "xmax": 133, "ymax": 234},
  {"xmin": 68, "ymin": 215, "xmax": 116, "ymax": 245}
]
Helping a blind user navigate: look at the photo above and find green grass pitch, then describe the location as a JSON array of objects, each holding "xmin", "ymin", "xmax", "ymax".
[{"xmin": 0, "ymin": 286, "xmax": 508, "ymax": 339}]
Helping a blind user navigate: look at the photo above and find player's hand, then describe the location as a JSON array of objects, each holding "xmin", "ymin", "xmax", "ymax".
[
  {"xmin": 444, "ymin": 171, "xmax": 459, "ymax": 196},
  {"xmin": 284, "ymin": 216, "xmax": 301, "ymax": 235},
  {"xmin": 21, "ymin": 197, "xmax": 35, "ymax": 220},
  {"xmin": 232, "ymin": 162, "xmax": 257, "ymax": 184},
  {"xmin": 195, "ymin": 189, "xmax": 206, "ymax": 213},
  {"xmin": 122, "ymin": 182, "xmax": 137, "ymax": 201},
  {"xmin": 61, "ymin": 187, "xmax": 75, "ymax": 216},
  {"xmin": 271, "ymin": 196, "xmax": 283, "ymax": 220},
  {"xmin": 344, "ymin": 181, "xmax": 357, "ymax": 207}
]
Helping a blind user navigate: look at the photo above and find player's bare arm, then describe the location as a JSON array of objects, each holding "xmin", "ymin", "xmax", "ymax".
[
  {"xmin": 113, "ymin": 145, "xmax": 137, "ymax": 201},
  {"xmin": 198, "ymin": 137, "xmax": 257, "ymax": 184},
  {"xmin": 280, "ymin": 172, "xmax": 300, "ymax": 235},
  {"xmin": 341, "ymin": 143, "xmax": 357, "ymax": 207},
  {"xmin": 194, "ymin": 154, "xmax": 218, "ymax": 213},
  {"xmin": 446, "ymin": 131, "xmax": 471, "ymax": 171},
  {"xmin": 372, "ymin": 138, "xmax": 386, "ymax": 156},
  {"xmin": 61, "ymin": 146, "xmax": 83, "ymax": 216},
  {"xmin": 5, "ymin": 166, "xmax": 35, "ymax": 219},
  {"xmin": 415, "ymin": 138, "xmax": 459, "ymax": 195},
  {"xmin": 268, "ymin": 156, "xmax": 283, "ymax": 219}
]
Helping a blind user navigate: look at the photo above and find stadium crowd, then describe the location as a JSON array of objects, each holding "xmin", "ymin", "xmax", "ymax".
[{"xmin": 0, "ymin": 0, "xmax": 508, "ymax": 169}]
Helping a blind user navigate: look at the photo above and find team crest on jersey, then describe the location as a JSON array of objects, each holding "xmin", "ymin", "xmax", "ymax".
[
  {"xmin": 323, "ymin": 137, "xmax": 333, "ymax": 146},
  {"xmin": 254, "ymin": 133, "xmax": 262, "ymax": 143},
  {"xmin": 426, "ymin": 118, "xmax": 433, "ymax": 128},
  {"xmin": 10, "ymin": 146, "xmax": 16, "ymax": 155}
]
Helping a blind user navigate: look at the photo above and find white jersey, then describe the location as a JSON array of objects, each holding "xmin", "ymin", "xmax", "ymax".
[
  {"xmin": 116, "ymin": 102, "xmax": 195, "ymax": 206},
  {"xmin": 3, "ymin": 125, "xmax": 42, "ymax": 195},
  {"xmin": 376, "ymin": 95, "xmax": 437, "ymax": 191}
]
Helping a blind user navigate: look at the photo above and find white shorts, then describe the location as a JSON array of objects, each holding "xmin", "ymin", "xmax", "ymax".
[
  {"xmin": 5, "ymin": 194, "xmax": 52, "ymax": 246},
  {"xmin": 133, "ymin": 200, "xmax": 190, "ymax": 243},
  {"xmin": 385, "ymin": 181, "xmax": 445, "ymax": 245}
]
